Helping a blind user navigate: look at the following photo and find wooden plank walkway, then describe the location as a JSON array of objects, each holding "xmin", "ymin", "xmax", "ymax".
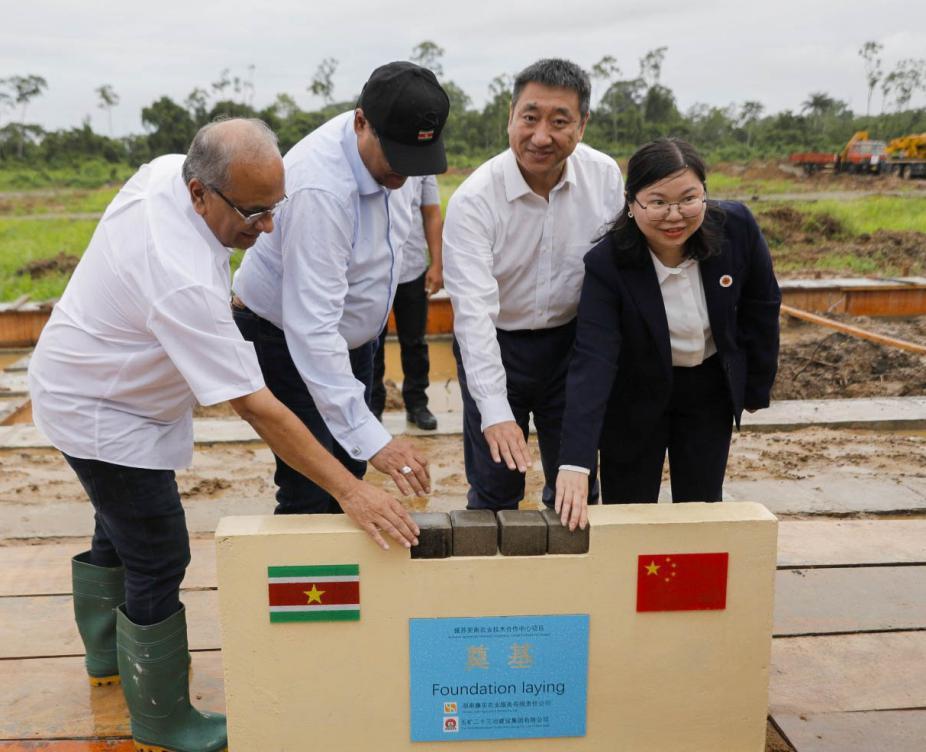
[
  {"xmin": 0, "ymin": 538, "xmax": 217, "ymax": 597},
  {"xmin": 774, "ymin": 710, "xmax": 926, "ymax": 752},
  {"xmin": 0, "ymin": 653, "xmax": 224, "ymax": 741}
]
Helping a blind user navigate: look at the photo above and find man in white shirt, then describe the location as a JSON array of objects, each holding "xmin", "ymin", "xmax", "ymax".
[
  {"xmin": 443, "ymin": 58, "xmax": 624, "ymax": 514},
  {"xmin": 232, "ymin": 62, "xmax": 449, "ymax": 514},
  {"xmin": 370, "ymin": 174, "xmax": 443, "ymax": 430},
  {"xmin": 29, "ymin": 119, "xmax": 419, "ymax": 752}
]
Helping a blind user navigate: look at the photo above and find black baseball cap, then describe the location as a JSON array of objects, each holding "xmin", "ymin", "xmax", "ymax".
[{"xmin": 358, "ymin": 61, "xmax": 450, "ymax": 176}]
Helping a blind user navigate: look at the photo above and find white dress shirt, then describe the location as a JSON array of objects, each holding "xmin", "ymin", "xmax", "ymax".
[
  {"xmin": 649, "ymin": 251, "xmax": 717, "ymax": 366},
  {"xmin": 29, "ymin": 155, "xmax": 265, "ymax": 470},
  {"xmin": 443, "ymin": 144, "xmax": 623, "ymax": 429},
  {"xmin": 398, "ymin": 175, "xmax": 440, "ymax": 284},
  {"xmin": 233, "ymin": 111, "xmax": 415, "ymax": 462}
]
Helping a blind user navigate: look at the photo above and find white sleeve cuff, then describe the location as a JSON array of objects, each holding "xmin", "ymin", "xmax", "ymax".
[
  {"xmin": 340, "ymin": 415, "xmax": 392, "ymax": 462},
  {"xmin": 558, "ymin": 465, "xmax": 591, "ymax": 475},
  {"xmin": 477, "ymin": 395, "xmax": 516, "ymax": 432}
]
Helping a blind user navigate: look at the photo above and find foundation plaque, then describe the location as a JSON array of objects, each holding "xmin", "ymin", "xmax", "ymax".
[{"xmin": 409, "ymin": 614, "xmax": 589, "ymax": 742}]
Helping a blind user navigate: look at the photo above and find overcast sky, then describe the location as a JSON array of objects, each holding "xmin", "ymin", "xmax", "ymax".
[{"xmin": 3, "ymin": 0, "xmax": 925, "ymax": 137}]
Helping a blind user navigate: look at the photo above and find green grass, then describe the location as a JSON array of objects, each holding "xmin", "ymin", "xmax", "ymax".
[
  {"xmin": 707, "ymin": 173, "xmax": 799, "ymax": 196},
  {"xmin": 437, "ymin": 171, "xmax": 467, "ymax": 213},
  {"xmin": 773, "ymin": 253, "xmax": 883, "ymax": 276},
  {"xmin": 0, "ymin": 162, "xmax": 135, "ymax": 191},
  {"xmin": 0, "ymin": 218, "xmax": 98, "ymax": 300},
  {"xmin": 0, "ymin": 185, "xmax": 119, "ymax": 217},
  {"xmin": 791, "ymin": 196, "xmax": 926, "ymax": 234}
]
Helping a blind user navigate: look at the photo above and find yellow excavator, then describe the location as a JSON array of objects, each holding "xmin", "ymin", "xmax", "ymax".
[{"xmin": 886, "ymin": 133, "xmax": 926, "ymax": 160}]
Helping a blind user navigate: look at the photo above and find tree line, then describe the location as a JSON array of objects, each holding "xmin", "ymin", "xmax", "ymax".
[{"xmin": 2, "ymin": 41, "xmax": 925, "ymax": 169}]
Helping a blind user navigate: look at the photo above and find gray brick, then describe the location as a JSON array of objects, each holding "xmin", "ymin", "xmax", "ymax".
[
  {"xmin": 541, "ymin": 508, "xmax": 590, "ymax": 554},
  {"xmin": 449, "ymin": 510, "xmax": 498, "ymax": 556},
  {"xmin": 410, "ymin": 513, "xmax": 452, "ymax": 559},
  {"xmin": 497, "ymin": 510, "xmax": 547, "ymax": 556}
]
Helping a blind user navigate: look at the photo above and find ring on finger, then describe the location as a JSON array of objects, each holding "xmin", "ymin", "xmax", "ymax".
[{"xmin": 400, "ymin": 465, "xmax": 413, "ymax": 475}]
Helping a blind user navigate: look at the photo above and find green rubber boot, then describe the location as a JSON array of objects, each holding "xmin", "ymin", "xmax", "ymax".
[
  {"xmin": 72, "ymin": 551, "xmax": 124, "ymax": 686},
  {"xmin": 116, "ymin": 604, "xmax": 227, "ymax": 752}
]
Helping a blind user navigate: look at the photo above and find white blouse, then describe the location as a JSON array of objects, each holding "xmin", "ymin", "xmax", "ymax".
[{"xmin": 649, "ymin": 251, "xmax": 717, "ymax": 367}]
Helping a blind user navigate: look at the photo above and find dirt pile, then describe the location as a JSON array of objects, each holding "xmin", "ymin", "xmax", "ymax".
[
  {"xmin": 15, "ymin": 252, "xmax": 80, "ymax": 279},
  {"xmin": 774, "ymin": 315, "xmax": 926, "ymax": 400},
  {"xmin": 758, "ymin": 206, "xmax": 848, "ymax": 246},
  {"xmin": 711, "ymin": 160, "xmax": 926, "ymax": 193},
  {"xmin": 770, "ymin": 229, "xmax": 926, "ymax": 278}
]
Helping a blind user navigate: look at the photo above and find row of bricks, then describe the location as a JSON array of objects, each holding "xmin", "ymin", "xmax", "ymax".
[{"xmin": 410, "ymin": 509, "xmax": 589, "ymax": 559}]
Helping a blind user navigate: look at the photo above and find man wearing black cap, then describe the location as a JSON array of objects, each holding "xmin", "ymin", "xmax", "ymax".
[{"xmin": 232, "ymin": 62, "xmax": 450, "ymax": 513}]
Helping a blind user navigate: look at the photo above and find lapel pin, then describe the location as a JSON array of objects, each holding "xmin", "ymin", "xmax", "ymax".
[{"xmin": 719, "ymin": 274, "xmax": 733, "ymax": 288}]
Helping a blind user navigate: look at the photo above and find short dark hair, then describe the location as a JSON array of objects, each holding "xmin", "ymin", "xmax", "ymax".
[
  {"xmin": 607, "ymin": 137, "xmax": 725, "ymax": 267},
  {"xmin": 512, "ymin": 58, "xmax": 591, "ymax": 118}
]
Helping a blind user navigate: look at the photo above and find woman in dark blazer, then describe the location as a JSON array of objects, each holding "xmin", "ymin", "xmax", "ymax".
[{"xmin": 554, "ymin": 138, "xmax": 780, "ymax": 530}]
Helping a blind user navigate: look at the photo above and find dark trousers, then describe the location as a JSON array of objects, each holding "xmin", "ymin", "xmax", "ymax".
[
  {"xmin": 600, "ymin": 355, "xmax": 733, "ymax": 503},
  {"xmin": 234, "ymin": 306, "xmax": 375, "ymax": 515},
  {"xmin": 63, "ymin": 454, "xmax": 190, "ymax": 626},
  {"xmin": 454, "ymin": 320, "xmax": 598, "ymax": 511},
  {"xmin": 371, "ymin": 272, "xmax": 430, "ymax": 416}
]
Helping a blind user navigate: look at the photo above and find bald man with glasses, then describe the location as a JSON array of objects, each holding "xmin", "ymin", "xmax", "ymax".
[{"xmin": 29, "ymin": 118, "xmax": 418, "ymax": 752}]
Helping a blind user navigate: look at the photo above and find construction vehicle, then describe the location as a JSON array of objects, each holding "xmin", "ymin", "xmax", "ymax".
[
  {"xmin": 885, "ymin": 133, "xmax": 926, "ymax": 178},
  {"xmin": 788, "ymin": 131, "xmax": 926, "ymax": 177},
  {"xmin": 789, "ymin": 131, "xmax": 885, "ymax": 174}
]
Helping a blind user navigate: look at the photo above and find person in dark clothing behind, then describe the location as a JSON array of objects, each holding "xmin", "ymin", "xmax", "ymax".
[{"xmin": 555, "ymin": 137, "xmax": 781, "ymax": 530}]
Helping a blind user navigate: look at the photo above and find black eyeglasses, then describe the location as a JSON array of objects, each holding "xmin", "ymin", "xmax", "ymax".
[{"xmin": 209, "ymin": 186, "xmax": 287, "ymax": 226}]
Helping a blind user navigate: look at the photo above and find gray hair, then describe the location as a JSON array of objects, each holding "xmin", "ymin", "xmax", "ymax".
[
  {"xmin": 181, "ymin": 118, "xmax": 280, "ymax": 189},
  {"xmin": 512, "ymin": 59, "xmax": 592, "ymax": 119}
]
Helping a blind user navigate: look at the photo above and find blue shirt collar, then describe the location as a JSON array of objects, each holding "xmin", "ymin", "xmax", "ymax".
[{"xmin": 342, "ymin": 113, "xmax": 384, "ymax": 197}]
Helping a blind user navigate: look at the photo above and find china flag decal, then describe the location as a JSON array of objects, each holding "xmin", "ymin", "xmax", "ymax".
[{"xmin": 636, "ymin": 553, "xmax": 729, "ymax": 612}]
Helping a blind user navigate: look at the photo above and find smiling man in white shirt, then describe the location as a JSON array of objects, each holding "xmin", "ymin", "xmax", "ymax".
[
  {"xmin": 29, "ymin": 119, "xmax": 419, "ymax": 752},
  {"xmin": 443, "ymin": 58, "xmax": 624, "ymax": 513},
  {"xmin": 232, "ymin": 62, "xmax": 449, "ymax": 515}
]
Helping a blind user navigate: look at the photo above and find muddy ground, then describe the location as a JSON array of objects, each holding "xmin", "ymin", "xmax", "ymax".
[
  {"xmin": 774, "ymin": 315, "xmax": 926, "ymax": 399},
  {"xmin": 2, "ymin": 425, "xmax": 923, "ymax": 520},
  {"xmin": 714, "ymin": 159, "xmax": 926, "ymax": 192},
  {"xmin": 188, "ymin": 316, "xmax": 926, "ymax": 419}
]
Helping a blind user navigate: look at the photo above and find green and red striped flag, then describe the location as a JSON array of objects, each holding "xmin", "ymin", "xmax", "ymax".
[{"xmin": 267, "ymin": 564, "xmax": 360, "ymax": 623}]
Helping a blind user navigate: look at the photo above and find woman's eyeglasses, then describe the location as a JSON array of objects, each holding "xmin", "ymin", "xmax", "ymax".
[{"xmin": 634, "ymin": 195, "xmax": 706, "ymax": 220}]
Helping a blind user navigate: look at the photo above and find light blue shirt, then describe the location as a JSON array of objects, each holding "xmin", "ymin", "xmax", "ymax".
[
  {"xmin": 234, "ymin": 111, "xmax": 415, "ymax": 461},
  {"xmin": 398, "ymin": 175, "xmax": 440, "ymax": 284}
]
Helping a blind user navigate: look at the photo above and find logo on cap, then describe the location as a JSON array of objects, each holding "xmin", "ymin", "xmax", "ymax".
[{"xmin": 417, "ymin": 130, "xmax": 434, "ymax": 142}]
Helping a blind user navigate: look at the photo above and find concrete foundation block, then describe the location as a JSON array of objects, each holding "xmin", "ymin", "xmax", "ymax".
[
  {"xmin": 541, "ymin": 507, "xmax": 590, "ymax": 554},
  {"xmin": 497, "ymin": 509, "xmax": 547, "ymax": 556},
  {"xmin": 449, "ymin": 510, "xmax": 498, "ymax": 556},
  {"xmin": 217, "ymin": 503, "xmax": 778, "ymax": 751},
  {"xmin": 410, "ymin": 512, "xmax": 452, "ymax": 559}
]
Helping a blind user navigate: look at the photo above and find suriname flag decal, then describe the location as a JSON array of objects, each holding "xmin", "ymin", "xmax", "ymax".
[{"xmin": 267, "ymin": 564, "xmax": 360, "ymax": 623}]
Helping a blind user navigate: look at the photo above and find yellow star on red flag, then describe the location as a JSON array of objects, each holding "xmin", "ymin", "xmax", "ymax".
[{"xmin": 304, "ymin": 584, "xmax": 325, "ymax": 604}]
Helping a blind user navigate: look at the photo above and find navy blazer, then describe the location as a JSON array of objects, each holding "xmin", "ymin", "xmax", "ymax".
[{"xmin": 558, "ymin": 201, "xmax": 781, "ymax": 469}]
